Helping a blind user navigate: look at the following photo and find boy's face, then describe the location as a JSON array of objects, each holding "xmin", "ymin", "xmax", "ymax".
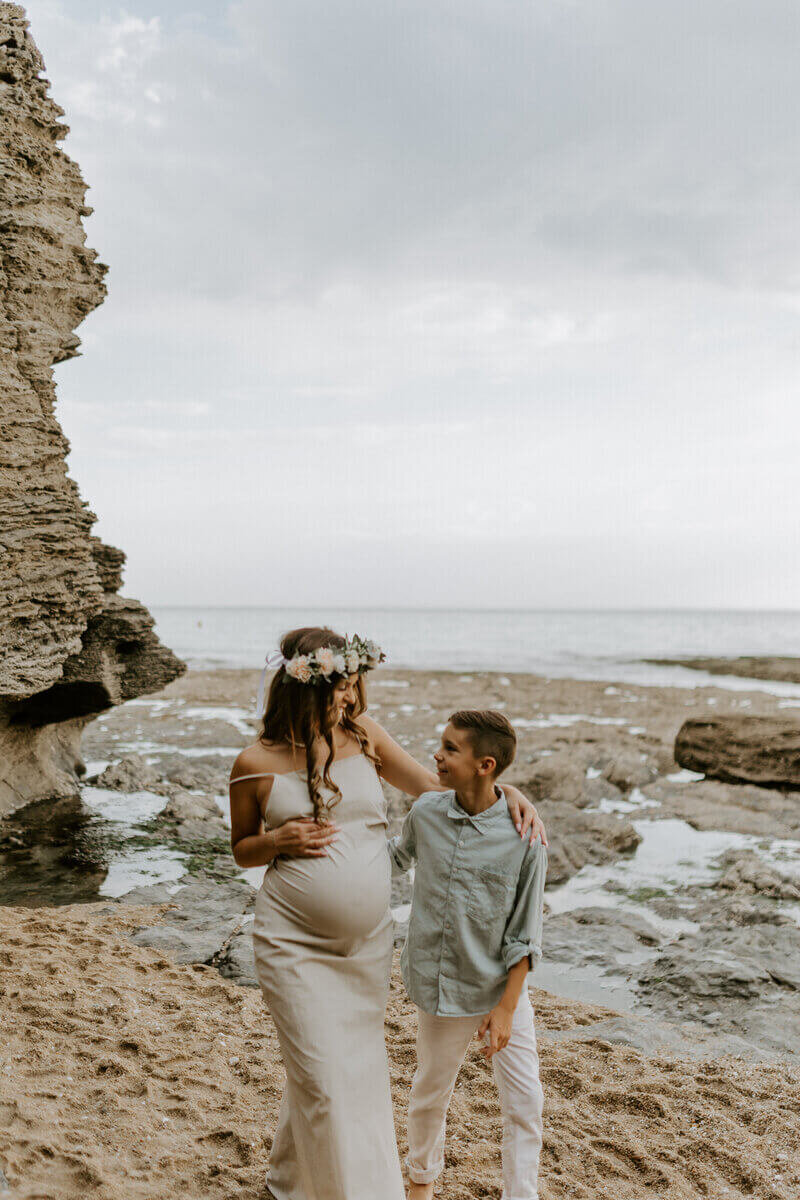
[{"xmin": 434, "ymin": 722, "xmax": 495, "ymax": 789}]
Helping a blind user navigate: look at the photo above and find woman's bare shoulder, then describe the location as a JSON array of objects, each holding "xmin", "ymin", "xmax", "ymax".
[
  {"xmin": 354, "ymin": 712, "xmax": 386, "ymax": 747},
  {"xmin": 230, "ymin": 741, "xmax": 289, "ymax": 783}
]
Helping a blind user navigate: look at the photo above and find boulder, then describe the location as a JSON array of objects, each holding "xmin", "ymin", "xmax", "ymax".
[
  {"xmin": 581, "ymin": 776, "xmax": 625, "ymax": 810},
  {"xmin": 519, "ymin": 755, "xmax": 585, "ymax": 805},
  {"xmin": 94, "ymin": 756, "xmax": 161, "ymax": 792},
  {"xmin": 159, "ymin": 790, "xmax": 224, "ymax": 824},
  {"xmin": 601, "ymin": 751, "xmax": 657, "ymax": 792},
  {"xmin": 0, "ymin": 9, "xmax": 184, "ymax": 817},
  {"xmin": 534, "ymin": 800, "xmax": 641, "ymax": 886},
  {"xmin": 675, "ymin": 716, "xmax": 800, "ymax": 788},
  {"xmin": 175, "ymin": 818, "xmax": 229, "ymax": 842}
]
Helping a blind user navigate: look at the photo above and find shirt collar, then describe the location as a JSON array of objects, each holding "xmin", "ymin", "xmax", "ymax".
[{"xmin": 446, "ymin": 788, "xmax": 506, "ymax": 833}]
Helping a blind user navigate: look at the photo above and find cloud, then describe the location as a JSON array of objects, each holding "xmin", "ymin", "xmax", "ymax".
[{"xmin": 23, "ymin": 0, "xmax": 800, "ymax": 607}]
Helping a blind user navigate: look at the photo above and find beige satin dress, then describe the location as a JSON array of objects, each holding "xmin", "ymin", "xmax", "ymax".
[{"xmin": 240, "ymin": 754, "xmax": 404, "ymax": 1200}]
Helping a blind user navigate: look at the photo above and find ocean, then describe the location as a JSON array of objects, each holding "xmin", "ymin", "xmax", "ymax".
[{"xmin": 151, "ymin": 607, "xmax": 800, "ymax": 693}]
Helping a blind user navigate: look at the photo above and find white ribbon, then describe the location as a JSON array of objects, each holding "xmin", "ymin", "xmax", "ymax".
[{"xmin": 256, "ymin": 650, "xmax": 286, "ymax": 716}]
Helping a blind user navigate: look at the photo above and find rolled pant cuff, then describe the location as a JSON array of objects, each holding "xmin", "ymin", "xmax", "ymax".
[{"xmin": 406, "ymin": 1158, "xmax": 443, "ymax": 1184}]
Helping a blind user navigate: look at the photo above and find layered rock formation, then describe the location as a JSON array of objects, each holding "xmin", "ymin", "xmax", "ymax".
[
  {"xmin": 0, "ymin": 4, "xmax": 184, "ymax": 816},
  {"xmin": 675, "ymin": 716, "xmax": 800, "ymax": 788}
]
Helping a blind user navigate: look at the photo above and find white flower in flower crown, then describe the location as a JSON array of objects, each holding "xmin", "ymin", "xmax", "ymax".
[
  {"xmin": 333, "ymin": 653, "xmax": 346, "ymax": 675},
  {"xmin": 315, "ymin": 647, "xmax": 336, "ymax": 677},
  {"xmin": 364, "ymin": 639, "xmax": 382, "ymax": 666},
  {"xmin": 345, "ymin": 649, "xmax": 360, "ymax": 674}
]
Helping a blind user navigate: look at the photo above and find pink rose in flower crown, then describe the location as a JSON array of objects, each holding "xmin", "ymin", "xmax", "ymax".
[
  {"xmin": 315, "ymin": 647, "xmax": 336, "ymax": 677},
  {"xmin": 287, "ymin": 654, "xmax": 312, "ymax": 683}
]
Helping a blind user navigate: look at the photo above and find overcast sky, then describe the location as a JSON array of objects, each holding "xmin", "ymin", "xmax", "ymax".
[{"xmin": 26, "ymin": 0, "xmax": 800, "ymax": 609}]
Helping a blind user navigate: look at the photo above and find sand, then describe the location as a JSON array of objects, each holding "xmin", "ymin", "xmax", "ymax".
[{"xmin": 2, "ymin": 902, "xmax": 800, "ymax": 1200}]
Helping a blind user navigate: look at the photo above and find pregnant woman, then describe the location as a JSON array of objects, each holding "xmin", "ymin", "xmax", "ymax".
[{"xmin": 229, "ymin": 626, "xmax": 544, "ymax": 1200}]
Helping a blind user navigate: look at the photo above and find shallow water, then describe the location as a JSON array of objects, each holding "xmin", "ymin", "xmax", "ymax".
[
  {"xmin": 547, "ymin": 819, "xmax": 758, "ymax": 920},
  {"xmin": 0, "ymin": 791, "xmax": 188, "ymax": 907}
]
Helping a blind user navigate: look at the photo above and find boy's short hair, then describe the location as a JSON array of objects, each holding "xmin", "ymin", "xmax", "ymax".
[{"xmin": 449, "ymin": 709, "xmax": 517, "ymax": 777}]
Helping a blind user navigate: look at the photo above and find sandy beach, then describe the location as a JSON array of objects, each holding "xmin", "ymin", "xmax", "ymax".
[
  {"xmin": 2, "ymin": 901, "xmax": 799, "ymax": 1200},
  {"xmin": 3, "ymin": 664, "xmax": 800, "ymax": 1198}
]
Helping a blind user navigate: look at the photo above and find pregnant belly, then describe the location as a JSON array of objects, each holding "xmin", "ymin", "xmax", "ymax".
[{"xmin": 263, "ymin": 838, "xmax": 391, "ymax": 940}]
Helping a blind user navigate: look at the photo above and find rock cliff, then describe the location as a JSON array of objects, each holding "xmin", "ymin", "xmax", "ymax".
[{"xmin": 0, "ymin": 3, "xmax": 184, "ymax": 816}]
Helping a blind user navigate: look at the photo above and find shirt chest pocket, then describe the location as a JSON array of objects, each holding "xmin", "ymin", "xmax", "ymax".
[{"xmin": 465, "ymin": 867, "xmax": 515, "ymax": 933}]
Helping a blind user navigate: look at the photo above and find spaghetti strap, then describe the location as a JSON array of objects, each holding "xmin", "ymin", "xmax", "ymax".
[{"xmin": 229, "ymin": 772, "xmax": 276, "ymax": 785}]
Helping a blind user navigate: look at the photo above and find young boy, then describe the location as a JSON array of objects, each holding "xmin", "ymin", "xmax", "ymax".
[{"xmin": 389, "ymin": 709, "xmax": 547, "ymax": 1200}]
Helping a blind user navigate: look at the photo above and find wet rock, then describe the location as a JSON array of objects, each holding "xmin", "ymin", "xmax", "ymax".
[
  {"xmin": 130, "ymin": 875, "xmax": 255, "ymax": 964},
  {"xmin": 639, "ymin": 946, "xmax": 769, "ymax": 999},
  {"xmin": 545, "ymin": 908, "xmax": 660, "ymax": 968},
  {"xmin": 93, "ymin": 756, "xmax": 161, "ymax": 792},
  {"xmin": 175, "ymin": 818, "xmax": 228, "ymax": 842},
  {"xmin": 116, "ymin": 882, "xmax": 177, "ymax": 905},
  {"xmin": 641, "ymin": 777, "xmax": 800, "ymax": 839},
  {"xmin": 640, "ymin": 923, "xmax": 800, "ymax": 1002},
  {"xmin": 542, "ymin": 1015, "xmax": 774, "ymax": 1061},
  {"xmin": 520, "ymin": 755, "xmax": 585, "ymax": 805},
  {"xmin": 156, "ymin": 790, "xmax": 228, "ymax": 841},
  {"xmin": 649, "ymin": 656, "xmax": 800, "ymax": 685},
  {"xmin": 163, "ymin": 762, "xmax": 229, "ymax": 792},
  {"xmin": 536, "ymin": 800, "xmax": 641, "ymax": 886},
  {"xmin": 581, "ymin": 777, "xmax": 625, "ymax": 809},
  {"xmin": 159, "ymin": 790, "xmax": 224, "ymax": 824},
  {"xmin": 700, "ymin": 895, "xmax": 794, "ymax": 928},
  {"xmin": 601, "ymin": 751, "xmax": 657, "ymax": 792},
  {"xmin": 217, "ymin": 921, "xmax": 258, "ymax": 987},
  {"xmin": 715, "ymin": 851, "xmax": 800, "ymax": 901},
  {"xmin": 675, "ymin": 716, "xmax": 800, "ymax": 788},
  {"xmin": 156, "ymin": 753, "xmax": 233, "ymax": 783}
]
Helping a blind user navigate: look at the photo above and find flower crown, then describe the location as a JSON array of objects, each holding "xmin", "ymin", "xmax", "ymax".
[{"xmin": 280, "ymin": 635, "xmax": 385, "ymax": 684}]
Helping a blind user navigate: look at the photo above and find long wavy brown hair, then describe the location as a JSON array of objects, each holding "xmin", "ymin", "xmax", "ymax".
[{"xmin": 260, "ymin": 626, "xmax": 381, "ymax": 821}]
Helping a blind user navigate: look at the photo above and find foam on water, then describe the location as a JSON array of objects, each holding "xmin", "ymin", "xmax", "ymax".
[
  {"xmin": 512, "ymin": 714, "xmax": 629, "ymax": 729},
  {"xmin": 114, "ymin": 742, "xmax": 243, "ymax": 759},
  {"xmin": 181, "ymin": 706, "xmax": 255, "ymax": 738}
]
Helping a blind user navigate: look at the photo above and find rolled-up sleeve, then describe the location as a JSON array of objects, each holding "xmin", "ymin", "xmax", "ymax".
[
  {"xmin": 501, "ymin": 843, "xmax": 547, "ymax": 972},
  {"xmin": 387, "ymin": 807, "xmax": 417, "ymax": 876}
]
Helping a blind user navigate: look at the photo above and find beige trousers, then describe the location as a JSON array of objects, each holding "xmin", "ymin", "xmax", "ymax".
[{"xmin": 407, "ymin": 991, "xmax": 543, "ymax": 1200}]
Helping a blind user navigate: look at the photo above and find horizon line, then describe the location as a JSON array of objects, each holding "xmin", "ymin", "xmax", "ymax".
[{"xmin": 147, "ymin": 603, "xmax": 800, "ymax": 615}]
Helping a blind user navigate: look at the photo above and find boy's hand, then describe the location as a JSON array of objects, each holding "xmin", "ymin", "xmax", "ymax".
[{"xmin": 477, "ymin": 1004, "xmax": 513, "ymax": 1059}]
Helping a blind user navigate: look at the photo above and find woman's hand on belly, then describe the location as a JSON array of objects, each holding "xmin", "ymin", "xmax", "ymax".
[{"xmin": 273, "ymin": 817, "xmax": 340, "ymax": 858}]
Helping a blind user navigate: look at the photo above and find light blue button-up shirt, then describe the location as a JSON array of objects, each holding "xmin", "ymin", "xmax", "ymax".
[{"xmin": 388, "ymin": 789, "xmax": 547, "ymax": 1017}]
